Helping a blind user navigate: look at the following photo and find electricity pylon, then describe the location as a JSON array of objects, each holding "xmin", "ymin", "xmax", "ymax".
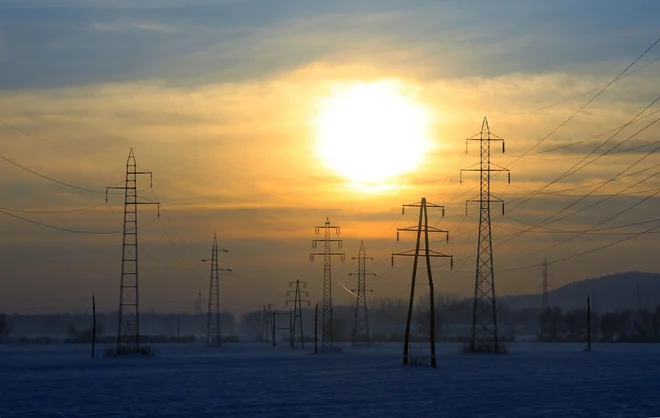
[
  {"xmin": 392, "ymin": 198, "xmax": 453, "ymax": 367},
  {"xmin": 461, "ymin": 117, "xmax": 510, "ymax": 353},
  {"xmin": 202, "ymin": 232, "xmax": 231, "ymax": 346},
  {"xmin": 310, "ymin": 218, "xmax": 345, "ymax": 352},
  {"xmin": 106, "ymin": 148, "xmax": 159, "ymax": 352},
  {"xmin": 541, "ymin": 258, "xmax": 552, "ymax": 313},
  {"xmin": 286, "ymin": 280, "xmax": 310, "ymax": 349},
  {"xmin": 350, "ymin": 241, "xmax": 375, "ymax": 346},
  {"xmin": 263, "ymin": 304, "xmax": 273, "ymax": 343}
]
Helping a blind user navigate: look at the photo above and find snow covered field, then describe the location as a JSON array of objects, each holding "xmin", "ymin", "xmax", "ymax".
[{"xmin": 1, "ymin": 342, "xmax": 659, "ymax": 417}]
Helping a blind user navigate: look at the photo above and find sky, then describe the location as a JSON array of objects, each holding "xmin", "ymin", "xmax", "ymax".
[{"xmin": 0, "ymin": 0, "xmax": 659, "ymax": 315}]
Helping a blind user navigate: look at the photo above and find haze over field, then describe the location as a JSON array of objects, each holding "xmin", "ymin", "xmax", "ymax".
[{"xmin": 0, "ymin": 0, "xmax": 659, "ymax": 316}]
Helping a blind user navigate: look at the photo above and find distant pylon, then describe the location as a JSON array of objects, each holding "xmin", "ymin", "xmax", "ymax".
[
  {"xmin": 392, "ymin": 198, "xmax": 453, "ymax": 367},
  {"xmin": 202, "ymin": 232, "xmax": 231, "ymax": 346},
  {"xmin": 255, "ymin": 307, "xmax": 263, "ymax": 342},
  {"xmin": 541, "ymin": 258, "xmax": 551, "ymax": 312},
  {"xmin": 350, "ymin": 241, "xmax": 375, "ymax": 346},
  {"xmin": 310, "ymin": 218, "xmax": 345, "ymax": 352},
  {"xmin": 106, "ymin": 149, "xmax": 159, "ymax": 351},
  {"xmin": 461, "ymin": 117, "xmax": 510, "ymax": 353},
  {"xmin": 286, "ymin": 280, "xmax": 310, "ymax": 349},
  {"xmin": 263, "ymin": 304, "xmax": 273, "ymax": 343}
]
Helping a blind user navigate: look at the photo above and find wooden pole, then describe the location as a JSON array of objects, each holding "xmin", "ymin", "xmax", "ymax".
[
  {"xmin": 314, "ymin": 302, "xmax": 319, "ymax": 354},
  {"xmin": 587, "ymin": 296, "xmax": 591, "ymax": 351},
  {"xmin": 91, "ymin": 293, "xmax": 96, "ymax": 358},
  {"xmin": 403, "ymin": 201, "xmax": 424, "ymax": 366},
  {"xmin": 423, "ymin": 201, "xmax": 437, "ymax": 368},
  {"xmin": 272, "ymin": 311, "xmax": 276, "ymax": 347},
  {"xmin": 290, "ymin": 311, "xmax": 294, "ymax": 350}
]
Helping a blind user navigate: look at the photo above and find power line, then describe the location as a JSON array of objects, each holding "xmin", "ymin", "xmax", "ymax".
[
  {"xmin": 491, "ymin": 55, "xmax": 660, "ymax": 118},
  {"xmin": 514, "ymin": 108, "xmax": 660, "ymax": 157},
  {"xmin": 504, "ymin": 35, "xmax": 660, "ymax": 165},
  {"xmin": 497, "ymin": 218, "xmax": 660, "ymax": 236},
  {"xmin": 502, "ymin": 221, "xmax": 660, "ymax": 273},
  {"xmin": 0, "ymin": 153, "xmax": 115, "ymax": 194},
  {"xmin": 517, "ymin": 183, "xmax": 660, "ymax": 260},
  {"xmin": 0, "ymin": 208, "xmax": 123, "ymax": 234},
  {"xmin": 494, "ymin": 111, "xmax": 660, "ymax": 247},
  {"xmin": 0, "ymin": 116, "xmax": 100, "ymax": 153},
  {"xmin": 0, "ymin": 202, "xmax": 106, "ymax": 214}
]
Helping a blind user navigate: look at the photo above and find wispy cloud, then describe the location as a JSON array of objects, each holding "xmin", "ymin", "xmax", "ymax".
[{"xmin": 88, "ymin": 20, "xmax": 176, "ymax": 33}]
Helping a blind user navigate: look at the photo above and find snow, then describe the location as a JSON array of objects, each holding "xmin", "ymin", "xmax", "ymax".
[{"xmin": 1, "ymin": 342, "xmax": 659, "ymax": 417}]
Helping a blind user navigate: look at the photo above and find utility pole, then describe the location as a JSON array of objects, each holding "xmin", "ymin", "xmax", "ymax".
[
  {"xmin": 255, "ymin": 307, "xmax": 263, "ymax": 342},
  {"xmin": 587, "ymin": 296, "xmax": 591, "ymax": 351},
  {"xmin": 271, "ymin": 310, "xmax": 293, "ymax": 347},
  {"xmin": 106, "ymin": 148, "xmax": 159, "ymax": 352},
  {"xmin": 177, "ymin": 313, "xmax": 181, "ymax": 343},
  {"xmin": 350, "ymin": 241, "xmax": 375, "ymax": 346},
  {"xmin": 314, "ymin": 302, "xmax": 319, "ymax": 354},
  {"xmin": 91, "ymin": 293, "xmax": 96, "ymax": 358},
  {"xmin": 461, "ymin": 117, "xmax": 510, "ymax": 353},
  {"xmin": 310, "ymin": 218, "xmax": 345, "ymax": 352},
  {"xmin": 392, "ymin": 198, "xmax": 453, "ymax": 368},
  {"xmin": 286, "ymin": 280, "xmax": 310, "ymax": 349},
  {"xmin": 202, "ymin": 232, "xmax": 231, "ymax": 346}
]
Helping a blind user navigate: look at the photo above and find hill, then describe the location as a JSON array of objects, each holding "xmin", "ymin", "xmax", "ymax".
[{"xmin": 500, "ymin": 271, "xmax": 660, "ymax": 312}]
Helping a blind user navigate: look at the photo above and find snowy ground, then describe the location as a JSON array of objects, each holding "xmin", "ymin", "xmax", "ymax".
[{"xmin": 1, "ymin": 342, "xmax": 659, "ymax": 417}]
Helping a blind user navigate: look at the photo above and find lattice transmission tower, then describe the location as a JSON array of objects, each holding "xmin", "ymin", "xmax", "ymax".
[
  {"xmin": 286, "ymin": 280, "xmax": 310, "ymax": 349},
  {"xmin": 350, "ymin": 241, "xmax": 375, "ymax": 346},
  {"xmin": 202, "ymin": 232, "xmax": 231, "ymax": 346},
  {"xmin": 460, "ymin": 117, "xmax": 510, "ymax": 353},
  {"xmin": 392, "ymin": 198, "xmax": 453, "ymax": 367},
  {"xmin": 310, "ymin": 218, "xmax": 345, "ymax": 352},
  {"xmin": 106, "ymin": 148, "xmax": 159, "ymax": 352},
  {"xmin": 541, "ymin": 258, "xmax": 552, "ymax": 313}
]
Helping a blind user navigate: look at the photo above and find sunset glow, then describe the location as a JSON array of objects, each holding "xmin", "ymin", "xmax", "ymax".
[{"xmin": 314, "ymin": 80, "xmax": 433, "ymax": 185}]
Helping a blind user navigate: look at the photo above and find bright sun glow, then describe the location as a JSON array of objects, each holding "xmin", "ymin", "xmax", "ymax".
[{"xmin": 314, "ymin": 79, "xmax": 433, "ymax": 186}]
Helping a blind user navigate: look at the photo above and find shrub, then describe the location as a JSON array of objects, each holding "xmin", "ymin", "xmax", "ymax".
[
  {"xmin": 104, "ymin": 345, "xmax": 155, "ymax": 357},
  {"xmin": 462, "ymin": 340, "xmax": 509, "ymax": 354},
  {"xmin": 407, "ymin": 356, "xmax": 430, "ymax": 366}
]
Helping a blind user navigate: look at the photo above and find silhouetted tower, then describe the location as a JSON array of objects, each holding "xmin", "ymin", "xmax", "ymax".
[
  {"xmin": 255, "ymin": 307, "xmax": 263, "ymax": 342},
  {"xmin": 461, "ymin": 117, "xmax": 510, "ymax": 353},
  {"xmin": 542, "ymin": 258, "xmax": 550, "ymax": 312},
  {"xmin": 350, "ymin": 241, "xmax": 375, "ymax": 346},
  {"xmin": 202, "ymin": 232, "xmax": 231, "ymax": 346},
  {"xmin": 310, "ymin": 218, "xmax": 345, "ymax": 352},
  {"xmin": 286, "ymin": 280, "xmax": 310, "ymax": 349},
  {"xmin": 106, "ymin": 149, "xmax": 159, "ymax": 351},
  {"xmin": 392, "ymin": 198, "xmax": 453, "ymax": 367},
  {"xmin": 263, "ymin": 304, "xmax": 273, "ymax": 343}
]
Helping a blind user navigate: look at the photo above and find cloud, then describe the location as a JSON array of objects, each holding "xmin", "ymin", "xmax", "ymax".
[
  {"xmin": 88, "ymin": 21, "xmax": 175, "ymax": 33},
  {"xmin": 1, "ymin": 0, "xmax": 659, "ymax": 89},
  {"xmin": 0, "ymin": 3, "xmax": 659, "ymax": 312}
]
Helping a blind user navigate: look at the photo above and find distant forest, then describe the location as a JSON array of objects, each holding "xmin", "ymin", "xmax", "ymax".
[{"xmin": 2, "ymin": 292, "xmax": 660, "ymax": 344}]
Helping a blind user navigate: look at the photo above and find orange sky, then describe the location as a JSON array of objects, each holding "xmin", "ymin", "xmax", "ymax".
[{"xmin": 0, "ymin": 1, "xmax": 659, "ymax": 314}]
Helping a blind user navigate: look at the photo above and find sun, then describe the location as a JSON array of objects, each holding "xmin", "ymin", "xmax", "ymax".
[{"xmin": 313, "ymin": 79, "xmax": 433, "ymax": 185}]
